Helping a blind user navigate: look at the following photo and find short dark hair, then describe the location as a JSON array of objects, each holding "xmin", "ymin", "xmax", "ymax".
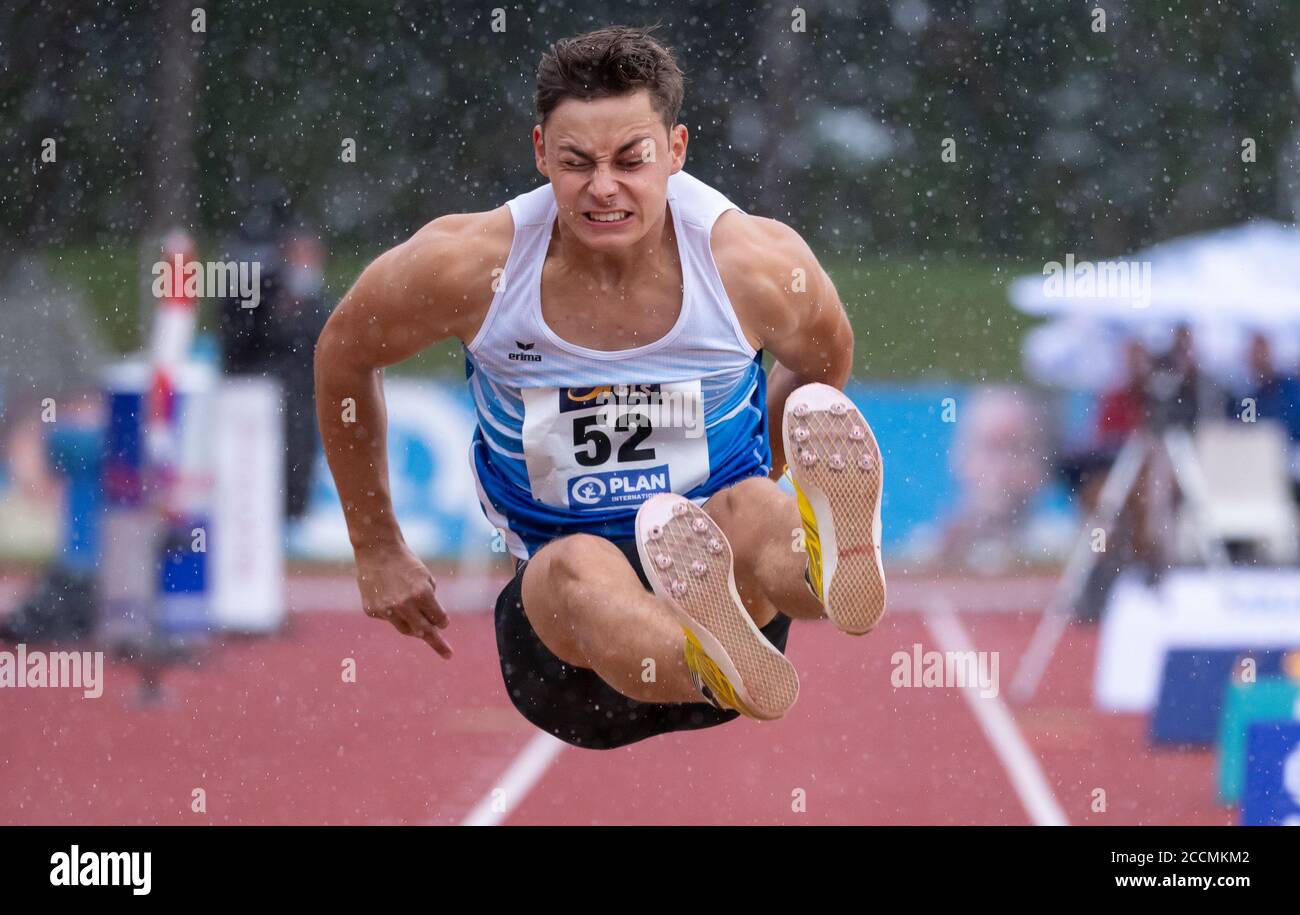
[{"xmin": 535, "ymin": 25, "xmax": 685, "ymax": 132}]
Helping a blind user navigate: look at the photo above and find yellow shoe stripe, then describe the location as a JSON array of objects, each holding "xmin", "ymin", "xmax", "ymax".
[
  {"xmin": 683, "ymin": 630, "xmax": 758, "ymax": 719},
  {"xmin": 788, "ymin": 469, "xmax": 824, "ymax": 602}
]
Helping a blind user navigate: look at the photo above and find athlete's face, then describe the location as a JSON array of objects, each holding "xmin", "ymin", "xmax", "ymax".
[{"xmin": 534, "ymin": 89, "xmax": 687, "ymax": 252}]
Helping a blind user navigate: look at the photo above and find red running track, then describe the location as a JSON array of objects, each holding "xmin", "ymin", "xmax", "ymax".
[{"xmin": 0, "ymin": 575, "xmax": 1234, "ymax": 826}]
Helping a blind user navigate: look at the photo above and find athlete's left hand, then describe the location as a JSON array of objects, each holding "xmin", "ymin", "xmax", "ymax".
[{"xmin": 355, "ymin": 544, "xmax": 454, "ymax": 658}]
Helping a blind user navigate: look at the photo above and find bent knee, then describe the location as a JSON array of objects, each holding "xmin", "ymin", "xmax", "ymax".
[
  {"xmin": 521, "ymin": 535, "xmax": 625, "ymax": 666},
  {"xmin": 705, "ymin": 476, "xmax": 785, "ymax": 528},
  {"xmin": 536, "ymin": 534, "xmax": 623, "ymax": 589}
]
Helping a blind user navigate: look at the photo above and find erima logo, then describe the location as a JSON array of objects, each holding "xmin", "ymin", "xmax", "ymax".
[{"xmin": 508, "ymin": 340, "xmax": 541, "ymax": 362}]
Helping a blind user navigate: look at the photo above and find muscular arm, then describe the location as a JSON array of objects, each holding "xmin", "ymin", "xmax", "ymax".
[
  {"xmin": 313, "ymin": 209, "xmax": 506, "ymax": 654},
  {"xmin": 714, "ymin": 214, "xmax": 855, "ymax": 478}
]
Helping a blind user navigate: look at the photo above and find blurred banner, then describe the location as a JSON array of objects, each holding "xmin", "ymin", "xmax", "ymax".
[
  {"xmin": 286, "ymin": 380, "xmax": 1078, "ymax": 564},
  {"xmin": 0, "ymin": 377, "xmax": 1083, "ymax": 565},
  {"xmin": 0, "ymin": 375, "xmax": 1084, "ymax": 566},
  {"xmin": 288, "ymin": 379, "xmax": 498, "ymax": 561},
  {"xmin": 211, "ymin": 378, "xmax": 284, "ymax": 632},
  {"xmin": 1096, "ymin": 568, "xmax": 1300, "ymax": 713}
]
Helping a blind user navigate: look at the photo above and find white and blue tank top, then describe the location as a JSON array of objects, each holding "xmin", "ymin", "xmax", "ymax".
[{"xmin": 464, "ymin": 170, "xmax": 769, "ymax": 559}]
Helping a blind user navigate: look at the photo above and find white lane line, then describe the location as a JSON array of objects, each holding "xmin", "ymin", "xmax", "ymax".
[
  {"xmin": 923, "ymin": 603, "xmax": 1070, "ymax": 826},
  {"xmin": 459, "ymin": 732, "xmax": 568, "ymax": 826}
]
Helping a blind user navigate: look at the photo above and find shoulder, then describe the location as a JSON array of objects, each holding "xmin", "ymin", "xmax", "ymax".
[
  {"xmin": 392, "ymin": 206, "xmax": 514, "ymax": 293},
  {"xmin": 711, "ymin": 210, "xmax": 818, "ymax": 277},
  {"xmin": 369, "ymin": 206, "xmax": 514, "ymax": 341},
  {"xmin": 709, "ymin": 210, "xmax": 832, "ymax": 345}
]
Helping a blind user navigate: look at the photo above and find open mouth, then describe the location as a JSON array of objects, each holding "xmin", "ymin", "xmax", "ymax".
[{"xmin": 584, "ymin": 210, "xmax": 633, "ymax": 224}]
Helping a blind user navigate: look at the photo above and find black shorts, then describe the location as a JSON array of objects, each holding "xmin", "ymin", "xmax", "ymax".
[{"xmin": 494, "ymin": 539, "xmax": 793, "ymax": 751}]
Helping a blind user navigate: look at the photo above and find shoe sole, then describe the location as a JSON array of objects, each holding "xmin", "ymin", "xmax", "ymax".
[
  {"xmin": 635, "ymin": 493, "xmax": 800, "ymax": 721},
  {"xmin": 783, "ymin": 383, "xmax": 886, "ymax": 635}
]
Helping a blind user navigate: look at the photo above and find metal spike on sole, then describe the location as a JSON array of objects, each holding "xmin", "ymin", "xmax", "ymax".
[
  {"xmin": 635, "ymin": 493, "xmax": 800, "ymax": 720},
  {"xmin": 783, "ymin": 384, "xmax": 887, "ymax": 635}
]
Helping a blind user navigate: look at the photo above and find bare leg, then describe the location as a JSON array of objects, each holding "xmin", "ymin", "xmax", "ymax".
[
  {"xmin": 519, "ymin": 477, "xmax": 821, "ymax": 707},
  {"xmin": 520, "ymin": 534, "xmax": 702, "ymax": 704},
  {"xmin": 703, "ymin": 476, "xmax": 827, "ymax": 624}
]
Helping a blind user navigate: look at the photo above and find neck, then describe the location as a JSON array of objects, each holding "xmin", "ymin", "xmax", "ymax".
[{"xmin": 551, "ymin": 203, "xmax": 676, "ymax": 288}]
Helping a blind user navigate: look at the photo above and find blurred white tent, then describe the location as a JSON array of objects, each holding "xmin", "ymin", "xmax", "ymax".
[
  {"xmin": 1010, "ymin": 220, "xmax": 1300, "ymax": 704},
  {"xmin": 1012, "ymin": 220, "xmax": 1300, "ymax": 390},
  {"xmin": 1021, "ymin": 318, "xmax": 1128, "ymax": 392}
]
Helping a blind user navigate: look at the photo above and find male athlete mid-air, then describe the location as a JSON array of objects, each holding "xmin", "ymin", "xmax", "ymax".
[{"xmin": 314, "ymin": 25, "xmax": 886, "ymax": 750}]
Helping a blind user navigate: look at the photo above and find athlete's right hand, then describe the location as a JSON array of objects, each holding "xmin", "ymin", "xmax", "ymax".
[{"xmin": 355, "ymin": 544, "xmax": 453, "ymax": 658}]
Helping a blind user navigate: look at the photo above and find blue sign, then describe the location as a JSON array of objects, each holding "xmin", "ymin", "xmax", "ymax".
[
  {"xmin": 1150, "ymin": 648, "xmax": 1290, "ymax": 746},
  {"xmin": 568, "ymin": 465, "xmax": 671, "ymax": 508},
  {"xmin": 1241, "ymin": 722, "xmax": 1300, "ymax": 826}
]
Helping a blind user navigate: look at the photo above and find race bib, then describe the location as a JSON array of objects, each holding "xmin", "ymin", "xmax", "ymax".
[{"xmin": 521, "ymin": 381, "xmax": 710, "ymax": 510}]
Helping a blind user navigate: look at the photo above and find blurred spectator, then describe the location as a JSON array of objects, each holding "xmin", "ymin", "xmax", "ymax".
[
  {"xmin": 215, "ymin": 181, "xmax": 328, "ymax": 521},
  {"xmin": 0, "ymin": 254, "xmax": 105, "ymax": 643},
  {"xmin": 1057, "ymin": 338, "xmax": 1158, "ymax": 618},
  {"xmin": 1060, "ymin": 339, "xmax": 1150, "ymax": 512},
  {"xmin": 1235, "ymin": 331, "xmax": 1300, "ymax": 500},
  {"xmin": 1148, "ymin": 324, "xmax": 1221, "ymax": 430},
  {"xmin": 1096, "ymin": 339, "xmax": 1152, "ymax": 452}
]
